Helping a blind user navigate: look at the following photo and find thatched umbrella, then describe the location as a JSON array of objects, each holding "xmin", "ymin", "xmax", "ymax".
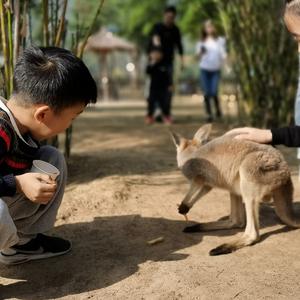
[{"xmin": 85, "ymin": 28, "xmax": 135, "ymax": 100}]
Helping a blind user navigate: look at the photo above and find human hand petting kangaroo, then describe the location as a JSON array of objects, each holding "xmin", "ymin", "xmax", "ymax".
[{"xmin": 225, "ymin": 127, "xmax": 273, "ymax": 144}]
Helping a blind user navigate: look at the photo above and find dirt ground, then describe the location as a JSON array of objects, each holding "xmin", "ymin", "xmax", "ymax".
[{"xmin": 1, "ymin": 95, "xmax": 300, "ymax": 300}]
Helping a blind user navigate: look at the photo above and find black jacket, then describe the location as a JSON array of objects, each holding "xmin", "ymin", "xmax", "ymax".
[
  {"xmin": 148, "ymin": 22, "xmax": 183, "ymax": 65},
  {"xmin": 272, "ymin": 126, "xmax": 300, "ymax": 147}
]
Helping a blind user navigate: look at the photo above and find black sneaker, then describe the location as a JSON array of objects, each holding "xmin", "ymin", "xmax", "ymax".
[{"xmin": 0, "ymin": 234, "xmax": 71, "ymax": 265}]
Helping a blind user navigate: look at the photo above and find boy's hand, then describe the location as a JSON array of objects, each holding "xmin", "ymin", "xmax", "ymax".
[
  {"xmin": 225, "ymin": 127, "xmax": 273, "ymax": 144},
  {"xmin": 15, "ymin": 173, "xmax": 57, "ymax": 204},
  {"xmin": 168, "ymin": 85, "xmax": 174, "ymax": 92}
]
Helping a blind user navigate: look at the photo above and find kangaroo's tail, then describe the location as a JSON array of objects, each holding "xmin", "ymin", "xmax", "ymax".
[{"xmin": 273, "ymin": 178, "xmax": 300, "ymax": 228}]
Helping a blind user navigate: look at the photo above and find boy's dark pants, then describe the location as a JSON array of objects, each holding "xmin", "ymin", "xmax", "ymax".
[
  {"xmin": 147, "ymin": 89, "xmax": 170, "ymax": 117},
  {"xmin": 0, "ymin": 146, "xmax": 66, "ymax": 250}
]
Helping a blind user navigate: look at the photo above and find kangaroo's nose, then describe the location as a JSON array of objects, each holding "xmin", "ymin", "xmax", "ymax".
[{"xmin": 178, "ymin": 203, "xmax": 190, "ymax": 214}]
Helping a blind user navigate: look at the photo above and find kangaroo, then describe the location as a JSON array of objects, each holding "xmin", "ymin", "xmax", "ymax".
[{"xmin": 171, "ymin": 124, "xmax": 300, "ymax": 256}]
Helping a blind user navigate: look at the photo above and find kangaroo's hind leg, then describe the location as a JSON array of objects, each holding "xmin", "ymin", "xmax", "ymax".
[
  {"xmin": 230, "ymin": 194, "xmax": 246, "ymax": 228},
  {"xmin": 184, "ymin": 193, "xmax": 246, "ymax": 233},
  {"xmin": 209, "ymin": 179, "xmax": 260, "ymax": 255}
]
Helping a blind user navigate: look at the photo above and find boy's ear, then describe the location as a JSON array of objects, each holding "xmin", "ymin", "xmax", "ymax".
[
  {"xmin": 193, "ymin": 124, "xmax": 212, "ymax": 144},
  {"xmin": 170, "ymin": 131, "xmax": 185, "ymax": 148},
  {"xmin": 34, "ymin": 105, "xmax": 52, "ymax": 123}
]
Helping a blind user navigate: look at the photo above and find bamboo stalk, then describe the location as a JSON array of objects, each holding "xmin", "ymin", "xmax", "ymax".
[
  {"xmin": 54, "ymin": 0, "xmax": 58, "ymax": 39},
  {"xmin": 20, "ymin": 0, "xmax": 28, "ymax": 47},
  {"xmin": 77, "ymin": 0, "xmax": 105, "ymax": 58},
  {"xmin": 13, "ymin": 0, "xmax": 20, "ymax": 65},
  {"xmin": 50, "ymin": 0, "xmax": 54, "ymax": 44},
  {"xmin": 54, "ymin": 0, "xmax": 67, "ymax": 47},
  {"xmin": 6, "ymin": 0, "xmax": 13, "ymax": 95},
  {"xmin": 42, "ymin": 0, "xmax": 49, "ymax": 46},
  {"xmin": 0, "ymin": 0, "xmax": 10, "ymax": 98}
]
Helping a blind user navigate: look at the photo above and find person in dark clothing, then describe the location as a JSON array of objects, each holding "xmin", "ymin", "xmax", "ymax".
[
  {"xmin": 225, "ymin": 0, "xmax": 300, "ymax": 148},
  {"xmin": 145, "ymin": 47, "xmax": 172, "ymax": 125},
  {"xmin": 148, "ymin": 6, "xmax": 184, "ymax": 121}
]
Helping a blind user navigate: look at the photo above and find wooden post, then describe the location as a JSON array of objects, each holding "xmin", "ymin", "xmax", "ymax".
[{"xmin": 100, "ymin": 52, "xmax": 109, "ymax": 100}]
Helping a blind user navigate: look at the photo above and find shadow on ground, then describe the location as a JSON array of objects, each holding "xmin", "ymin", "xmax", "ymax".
[
  {"xmin": 67, "ymin": 148, "xmax": 177, "ymax": 185},
  {"xmin": 1, "ymin": 205, "xmax": 299, "ymax": 299},
  {"xmin": 0, "ymin": 215, "xmax": 202, "ymax": 299}
]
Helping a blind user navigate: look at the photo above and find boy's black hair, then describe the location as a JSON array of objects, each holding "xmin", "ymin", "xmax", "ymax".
[
  {"xmin": 13, "ymin": 46, "xmax": 97, "ymax": 111},
  {"xmin": 164, "ymin": 5, "xmax": 177, "ymax": 15}
]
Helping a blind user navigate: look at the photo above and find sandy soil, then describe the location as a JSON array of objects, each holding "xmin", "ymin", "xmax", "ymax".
[{"xmin": 1, "ymin": 96, "xmax": 300, "ymax": 300}]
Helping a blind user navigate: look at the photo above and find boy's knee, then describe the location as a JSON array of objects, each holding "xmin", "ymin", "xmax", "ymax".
[
  {"xmin": 0, "ymin": 200, "xmax": 9, "ymax": 218},
  {"xmin": 36, "ymin": 146, "xmax": 66, "ymax": 174},
  {"xmin": 0, "ymin": 200, "xmax": 19, "ymax": 248}
]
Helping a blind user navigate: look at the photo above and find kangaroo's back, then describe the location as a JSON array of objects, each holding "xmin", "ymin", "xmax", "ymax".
[{"xmin": 185, "ymin": 135, "xmax": 290, "ymax": 191}]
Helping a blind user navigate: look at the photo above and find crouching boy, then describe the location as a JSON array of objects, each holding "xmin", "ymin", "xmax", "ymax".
[{"xmin": 0, "ymin": 46, "xmax": 97, "ymax": 265}]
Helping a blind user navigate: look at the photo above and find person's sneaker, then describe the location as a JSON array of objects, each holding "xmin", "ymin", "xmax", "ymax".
[
  {"xmin": 0, "ymin": 234, "xmax": 71, "ymax": 265},
  {"xmin": 163, "ymin": 116, "xmax": 173, "ymax": 125},
  {"xmin": 145, "ymin": 116, "xmax": 155, "ymax": 125}
]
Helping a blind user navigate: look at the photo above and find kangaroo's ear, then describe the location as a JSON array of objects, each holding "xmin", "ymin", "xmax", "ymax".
[
  {"xmin": 170, "ymin": 131, "xmax": 185, "ymax": 148},
  {"xmin": 194, "ymin": 124, "xmax": 212, "ymax": 144}
]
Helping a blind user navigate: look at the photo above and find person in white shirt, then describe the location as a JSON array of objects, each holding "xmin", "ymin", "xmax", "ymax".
[{"xmin": 196, "ymin": 20, "xmax": 226, "ymax": 122}]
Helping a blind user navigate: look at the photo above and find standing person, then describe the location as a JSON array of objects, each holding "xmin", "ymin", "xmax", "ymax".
[
  {"xmin": 225, "ymin": 1, "xmax": 300, "ymax": 152},
  {"xmin": 145, "ymin": 47, "xmax": 172, "ymax": 125},
  {"xmin": 196, "ymin": 20, "xmax": 226, "ymax": 122},
  {"xmin": 148, "ymin": 5, "xmax": 184, "ymax": 123}
]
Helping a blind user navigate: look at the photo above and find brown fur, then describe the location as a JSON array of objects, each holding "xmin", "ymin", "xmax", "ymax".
[{"xmin": 172, "ymin": 124, "xmax": 300, "ymax": 256}]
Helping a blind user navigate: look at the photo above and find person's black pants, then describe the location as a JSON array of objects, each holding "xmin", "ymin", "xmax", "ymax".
[
  {"xmin": 147, "ymin": 90, "xmax": 169, "ymax": 117},
  {"xmin": 165, "ymin": 64, "xmax": 174, "ymax": 116}
]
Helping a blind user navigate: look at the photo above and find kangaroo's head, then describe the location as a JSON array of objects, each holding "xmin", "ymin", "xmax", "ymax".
[{"xmin": 171, "ymin": 124, "xmax": 212, "ymax": 168}]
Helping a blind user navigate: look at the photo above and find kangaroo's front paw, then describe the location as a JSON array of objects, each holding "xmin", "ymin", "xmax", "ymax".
[
  {"xmin": 209, "ymin": 243, "xmax": 236, "ymax": 256},
  {"xmin": 183, "ymin": 223, "xmax": 202, "ymax": 233},
  {"xmin": 178, "ymin": 203, "xmax": 190, "ymax": 214}
]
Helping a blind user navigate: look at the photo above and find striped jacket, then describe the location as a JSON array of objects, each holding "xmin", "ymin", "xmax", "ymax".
[{"xmin": 0, "ymin": 100, "xmax": 39, "ymax": 196}]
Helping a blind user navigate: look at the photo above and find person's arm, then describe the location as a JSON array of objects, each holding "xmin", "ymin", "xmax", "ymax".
[
  {"xmin": 271, "ymin": 126, "xmax": 300, "ymax": 147},
  {"xmin": 195, "ymin": 41, "xmax": 204, "ymax": 60},
  {"xmin": 175, "ymin": 27, "xmax": 184, "ymax": 68},
  {"xmin": 176, "ymin": 27, "xmax": 183, "ymax": 56},
  {"xmin": 0, "ymin": 121, "xmax": 57, "ymax": 202},
  {"xmin": 219, "ymin": 37, "xmax": 227, "ymax": 61},
  {"xmin": 147, "ymin": 23, "xmax": 161, "ymax": 52},
  {"xmin": 225, "ymin": 126, "xmax": 300, "ymax": 147},
  {"xmin": 0, "ymin": 123, "xmax": 17, "ymax": 196}
]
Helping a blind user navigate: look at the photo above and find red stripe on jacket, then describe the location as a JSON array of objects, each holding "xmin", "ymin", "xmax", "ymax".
[
  {"xmin": 0, "ymin": 129, "xmax": 11, "ymax": 150},
  {"xmin": 4, "ymin": 158, "xmax": 29, "ymax": 169}
]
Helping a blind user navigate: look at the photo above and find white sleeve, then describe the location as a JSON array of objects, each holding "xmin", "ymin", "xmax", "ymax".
[
  {"xmin": 195, "ymin": 42, "xmax": 202, "ymax": 55},
  {"xmin": 218, "ymin": 37, "xmax": 227, "ymax": 60}
]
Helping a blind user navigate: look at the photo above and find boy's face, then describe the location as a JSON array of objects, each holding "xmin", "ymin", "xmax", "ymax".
[
  {"xmin": 31, "ymin": 102, "xmax": 85, "ymax": 141},
  {"xmin": 150, "ymin": 50, "xmax": 163, "ymax": 62}
]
